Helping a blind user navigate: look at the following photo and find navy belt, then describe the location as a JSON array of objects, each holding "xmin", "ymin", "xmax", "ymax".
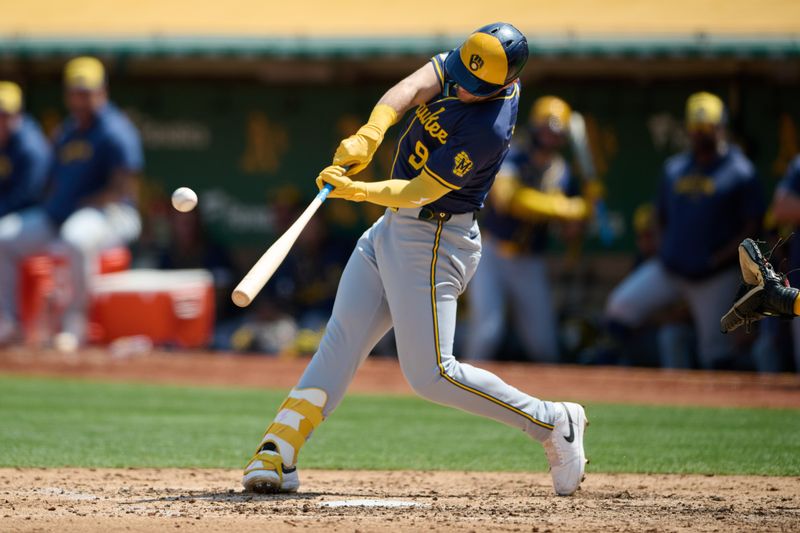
[{"xmin": 418, "ymin": 206, "xmax": 476, "ymax": 223}]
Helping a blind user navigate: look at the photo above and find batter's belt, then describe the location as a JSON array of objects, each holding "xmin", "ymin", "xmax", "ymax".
[{"xmin": 393, "ymin": 207, "xmax": 477, "ymax": 227}]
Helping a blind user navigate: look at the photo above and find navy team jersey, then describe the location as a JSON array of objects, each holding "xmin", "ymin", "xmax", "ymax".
[
  {"xmin": 481, "ymin": 147, "xmax": 579, "ymax": 254},
  {"xmin": 0, "ymin": 115, "xmax": 51, "ymax": 218},
  {"xmin": 44, "ymin": 103, "xmax": 143, "ymax": 225},
  {"xmin": 657, "ymin": 145, "xmax": 764, "ymax": 279},
  {"xmin": 390, "ymin": 52, "xmax": 519, "ymax": 214},
  {"xmin": 778, "ymin": 154, "xmax": 800, "ymax": 286}
]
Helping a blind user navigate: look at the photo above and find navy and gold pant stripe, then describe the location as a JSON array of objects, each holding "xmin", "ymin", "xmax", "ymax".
[{"xmin": 429, "ymin": 220, "xmax": 554, "ymax": 431}]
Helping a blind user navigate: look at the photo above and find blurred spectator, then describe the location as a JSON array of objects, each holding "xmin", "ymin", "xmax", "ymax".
[
  {"xmin": 770, "ymin": 154, "xmax": 800, "ymax": 369},
  {"xmin": 0, "ymin": 81, "xmax": 51, "ymax": 345},
  {"xmin": 0, "ymin": 82, "xmax": 50, "ymax": 219},
  {"xmin": 630, "ymin": 202, "xmax": 697, "ymax": 368},
  {"xmin": 0, "ymin": 57, "xmax": 143, "ymax": 349},
  {"xmin": 466, "ymin": 96, "xmax": 588, "ymax": 362},
  {"xmin": 605, "ymin": 92, "xmax": 764, "ymax": 369}
]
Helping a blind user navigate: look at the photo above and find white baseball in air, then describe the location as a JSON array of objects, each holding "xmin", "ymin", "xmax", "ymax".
[{"xmin": 171, "ymin": 187, "xmax": 198, "ymax": 213}]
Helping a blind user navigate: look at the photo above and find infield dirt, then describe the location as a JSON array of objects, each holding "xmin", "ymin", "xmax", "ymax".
[
  {"xmin": 2, "ymin": 468, "xmax": 799, "ymax": 532},
  {"xmin": 2, "ymin": 349, "xmax": 799, "ymax": 531}
]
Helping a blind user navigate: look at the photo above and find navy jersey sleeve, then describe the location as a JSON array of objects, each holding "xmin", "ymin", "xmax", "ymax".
[
  {"xmin": 106, "ymin": 122, "xmax": 144, "ymax": 175},
  {"xmin": 779, "ymin": 155, "xmax": 800, "ymax": 195},
  {"xmin": 423, "ymin": 127, "xmax": 505, "ymax": 191},
  {"xmin": 429, "ymin": 53, "xmax": 447, "ymax": 92}
]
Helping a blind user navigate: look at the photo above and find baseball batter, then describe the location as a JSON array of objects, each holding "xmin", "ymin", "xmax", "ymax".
[{"xmin": 243, "ymin": 23, "xmax": 588, "ymax": 497}]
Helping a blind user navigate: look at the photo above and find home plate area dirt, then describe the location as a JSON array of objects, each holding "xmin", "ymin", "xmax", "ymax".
[{"xmin": 2, "ymin": 468, "xmax": 798, "ymax": 532}]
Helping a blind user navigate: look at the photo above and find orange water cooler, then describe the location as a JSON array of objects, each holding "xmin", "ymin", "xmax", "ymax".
[{"xmin": 90, "ymin": 269, "xmax": 215, "ymax": 348}]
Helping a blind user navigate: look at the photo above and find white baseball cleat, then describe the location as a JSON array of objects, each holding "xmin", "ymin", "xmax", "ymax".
[
  {"xmin": 242, "ymin": 450, "xmax": 300, "ymax": 493},
  {"xmin": 543, "ymin": 402, "xmax": 588, "ymax": 496}
]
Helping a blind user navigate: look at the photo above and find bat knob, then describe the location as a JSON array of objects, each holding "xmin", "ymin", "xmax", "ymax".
[{"xmin": 232, "ymin": 289, "xmax": 252, "ymax": 308}]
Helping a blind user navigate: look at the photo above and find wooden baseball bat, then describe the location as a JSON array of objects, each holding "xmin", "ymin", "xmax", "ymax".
[{"xmin": 231, "ymin": 183, "xmax": 335, "ymax": 307}]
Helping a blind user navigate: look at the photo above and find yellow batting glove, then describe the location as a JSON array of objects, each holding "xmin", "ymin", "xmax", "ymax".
[
  {"xmin": 333, "ymin": 104, "xmax": 398, "ymax": 176},
  {"xmin": 315, "ymin": 165, "xmax": 367, "ymax": 202}
]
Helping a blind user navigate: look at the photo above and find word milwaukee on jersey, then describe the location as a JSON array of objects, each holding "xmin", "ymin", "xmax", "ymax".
[{"xmin": 414, "ymin": 103, "xmax": 449, "ymax": 144}]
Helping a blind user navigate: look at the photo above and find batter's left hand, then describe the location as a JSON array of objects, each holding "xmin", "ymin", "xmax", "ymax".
[{"xmin": 316, "ymin": 165, "xmax": 367, "ymax": 202}]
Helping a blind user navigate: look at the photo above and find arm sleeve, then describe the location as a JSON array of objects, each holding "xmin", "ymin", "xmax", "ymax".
[
  {"xmin": 429, "ymin": 53, "xmax": 447, "ymax": 92},
  {"xmin": 359, "ymin": 170, "xmax": 450, "ymax": 208},
  {"xmin": 0, "ymin": 140, "xmax": 50, "ymax": 217},
  {"xmin": 508, "ymin": 187, "xmax": 588, "ymax": 222},
  {"xmin": 498, "ymin": 156, "xmax": 588, "ymax": 221}
]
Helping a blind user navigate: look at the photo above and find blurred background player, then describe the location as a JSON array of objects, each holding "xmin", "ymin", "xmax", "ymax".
[
  {"xmin": 771, "ymin": 154, "xmax": 800, "ymax": 368},
  {"xmin": 604, "ymin": 92, "xmax": 764, "ymax": 369},
  {"xmin": 466, "ymin": 96, "xmax": 587, "ymax": 362},
  {"xmin": 0, "ymin": 82, "xmax": 50, "ymax": 219},
  {"xmin": 0, "ymin": 57, "xmax": 143, "ymax": 348},
  {"xmin": 0, "ymin": 81, "xmax": 51, "ymax": 344}
]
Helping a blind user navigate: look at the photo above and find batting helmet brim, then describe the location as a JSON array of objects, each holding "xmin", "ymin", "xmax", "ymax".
[{"xmin": 443, "ymin": 49, "xmax": 506, "ymax": 98}]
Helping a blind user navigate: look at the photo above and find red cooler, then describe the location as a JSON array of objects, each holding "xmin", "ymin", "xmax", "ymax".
[{"xmin": 90, "ymin": 269, "xmax": 215, "ymax": 348}]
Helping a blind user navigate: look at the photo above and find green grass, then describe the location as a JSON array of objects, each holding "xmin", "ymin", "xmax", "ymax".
[{"xmin": 1, "ymin": 375, "xmax": 798, "ymax": 475}]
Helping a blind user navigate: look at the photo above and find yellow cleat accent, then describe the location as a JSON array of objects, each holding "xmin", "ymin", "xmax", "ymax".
[{"xmin": 242, "ymin": 451, "xmax": 300, "ymax": 493}]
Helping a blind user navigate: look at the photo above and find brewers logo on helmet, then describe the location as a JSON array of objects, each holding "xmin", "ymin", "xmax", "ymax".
[{"xmin": 444, "ymin": 22, "xmax": 529, "ymax": 97}]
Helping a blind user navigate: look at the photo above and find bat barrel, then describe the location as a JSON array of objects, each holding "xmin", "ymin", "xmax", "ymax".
[{"xmin": 230, "ymin": 183, "xmax": 336, "ymax": 308}]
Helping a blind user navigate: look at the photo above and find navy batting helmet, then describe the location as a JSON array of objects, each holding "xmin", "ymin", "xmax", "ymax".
[{"xmin": 444, "ymin": 22, "xmax": 529, "ymax": 97}]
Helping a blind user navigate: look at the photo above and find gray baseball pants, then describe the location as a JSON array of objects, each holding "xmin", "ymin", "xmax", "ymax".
[
  {"xmin": 293, "ymin": 207, "xmax": 558, "ymax": 462},
  {"xmin": 605, "ymin": 258, "xmax": 739, "ymax": 368}
]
